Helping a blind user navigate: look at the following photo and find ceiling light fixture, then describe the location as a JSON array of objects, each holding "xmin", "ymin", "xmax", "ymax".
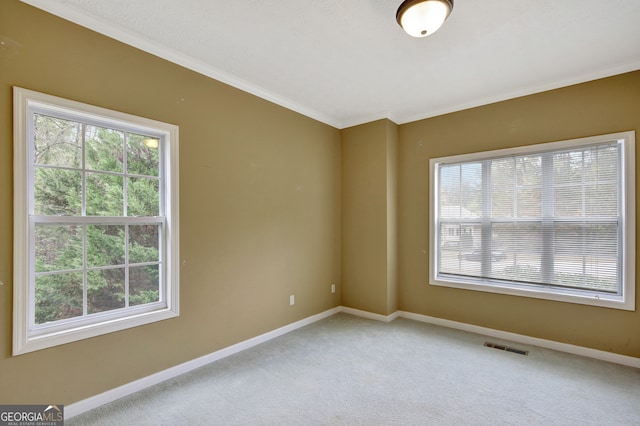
[{"xmin": 396, "ymin": 0, "xmax": 454, "ymax": 38}]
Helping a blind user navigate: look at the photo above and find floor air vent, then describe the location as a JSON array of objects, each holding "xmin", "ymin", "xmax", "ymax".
[{"xmin": 484, "ymin": 342, "xmax": 529, "ymax": 356}]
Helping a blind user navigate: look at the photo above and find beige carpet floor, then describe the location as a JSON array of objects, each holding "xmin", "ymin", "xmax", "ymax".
[{"xmin": 68, "ymin": 313, "xmax": 640, "ymax": 425}]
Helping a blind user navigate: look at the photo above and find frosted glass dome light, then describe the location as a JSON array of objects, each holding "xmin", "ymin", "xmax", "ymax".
[{"xmin": 396, "ymin": 0, "xmax": 454, "ymax": 38}]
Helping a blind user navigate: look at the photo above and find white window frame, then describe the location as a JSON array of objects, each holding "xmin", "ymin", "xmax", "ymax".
[
  {"xmin": 429, "ymin": 131, "xmax": 635, "ymax": 310},
  {"xmin": 13, "ymin": 87, "xmax": 180, "ymax": 355}
]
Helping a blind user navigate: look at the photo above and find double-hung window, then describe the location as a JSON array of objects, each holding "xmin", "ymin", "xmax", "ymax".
[
  {"xmin": 13, "ymin": 87, "xmax": 180, "ymax": 355},
  {"xmin": 430, "ymin": 132, "xmax": 635, "ymax": 310}
]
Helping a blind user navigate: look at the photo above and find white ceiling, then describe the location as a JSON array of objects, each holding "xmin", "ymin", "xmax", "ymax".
[{"xmin": 23, "ymin": 0, "xmax": 640, "ymax": 129}]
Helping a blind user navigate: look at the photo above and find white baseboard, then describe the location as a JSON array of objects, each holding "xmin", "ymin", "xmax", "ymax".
[
  {"xmin": 66, "ymin": 304, "xmax": 639, "ymax": 419},
  {"xmin": 66, "ymin": 306, "xmax": 341, "ymax": 419},
  {"xmin": 339, "ymin": 306, "xmax": 399, "ymax": 322},
  {"xmin": 397, "ymin": 310, "xmax": 640, "ymax": 369}
]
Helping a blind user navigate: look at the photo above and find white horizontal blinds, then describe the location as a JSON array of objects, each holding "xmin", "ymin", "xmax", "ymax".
[
  {"xmin": 489, "ymin": 154, "xmax": 546, "ymax": 285},
  {"xmin": 437, "ymin": 141, "xmax": 621, "ymax": 294},
  {"xmin": 438, "ymin": 162, "xmax": 482, "ymax": 278},
  {"xmin": 550, "ymin": 144, "xmax": 619, "ymax": 292}
]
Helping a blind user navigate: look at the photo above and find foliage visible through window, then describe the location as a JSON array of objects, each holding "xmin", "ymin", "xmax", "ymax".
[
  {"xmin": 33, "ymin": 114, "xmax": 162, "ymax": 324},
  {"xmin": 430, "ymin": 132, "xmax": 635, "ymax": 310},
  {"xmin": 14, "ymin": 87, "xmax": 179, "ymax": 355}
]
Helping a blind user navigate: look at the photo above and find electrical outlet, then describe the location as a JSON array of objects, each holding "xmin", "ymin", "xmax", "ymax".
[
  {"xmin": 289, "ymin": 294, "xmax": 295, "ymax": 305},
  {"xmin": 331, "ymin": 284, "xmax": 336, "ymax": 294}
]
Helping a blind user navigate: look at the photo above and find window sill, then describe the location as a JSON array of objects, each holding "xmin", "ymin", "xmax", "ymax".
[
  {"xmin": 430, "ymin": 276, "xmax": 634, "ymax": 311},
  {"xmin": 13, "ymin": 305, "xmax": 179, "ymax": 355}
]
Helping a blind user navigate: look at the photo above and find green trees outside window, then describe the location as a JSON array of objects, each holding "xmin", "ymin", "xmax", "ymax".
[{"xmin": 33, "ymin": 114, "xmax": 161, "ymax": 324}]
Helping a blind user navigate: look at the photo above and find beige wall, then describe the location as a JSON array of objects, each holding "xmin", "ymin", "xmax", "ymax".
[
  {"xmin": 341, "ymin": 119, "xmax": 398, "ymax": 315},
  {"xmin": 0, "ymin": 0, "xmax": 340, "ymax": 404},
  {"xmin": 2, "ymin": 0, "xmax": 639, "ymax": 409},
  {"xmin": 386, "ymin": 121, "xmax": 398, "ymax": 315},
  {"xmin": 398, "ymin": 71, "xmax": 640, "ymax": 357}
]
